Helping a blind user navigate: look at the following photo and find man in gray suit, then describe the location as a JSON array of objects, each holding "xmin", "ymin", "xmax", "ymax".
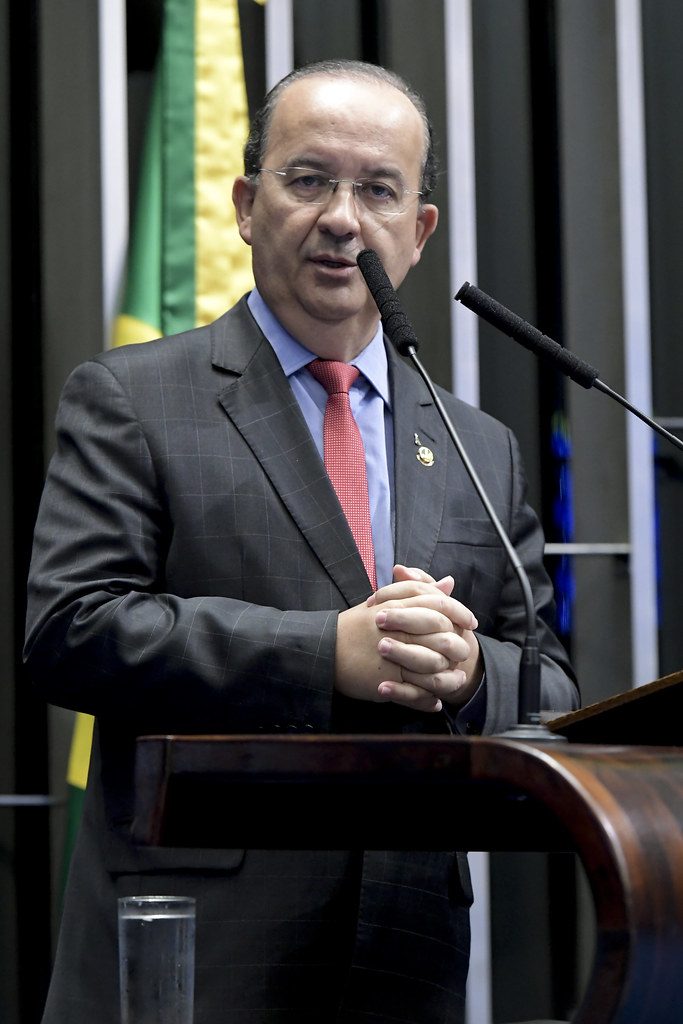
[{"xmin": 24, "ymin": 60, "xmax": 577, "ymax": 1023}]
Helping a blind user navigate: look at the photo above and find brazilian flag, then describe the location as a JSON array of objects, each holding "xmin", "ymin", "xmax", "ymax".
[
  {"xmin": 116, "ymin": 0, "xmax": 255, "ymax": 344},
  {"xmin": 62, "ymin": 0, "xmax": 258, "ymax": 890}
]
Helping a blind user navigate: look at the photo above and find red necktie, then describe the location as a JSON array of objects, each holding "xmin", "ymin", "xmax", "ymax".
[{"xmin": 308, "ymin": 359, "xmax": 377, "ymax": 590}]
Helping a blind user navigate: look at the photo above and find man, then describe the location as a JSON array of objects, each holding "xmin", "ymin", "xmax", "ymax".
[{"xmin": 24, "ymin": 60, "xmax": 578, "ymax": 1023}]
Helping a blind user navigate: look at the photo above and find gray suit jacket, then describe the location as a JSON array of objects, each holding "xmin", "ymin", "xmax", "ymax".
[{"xmin": 25, "ymin": 297, "xmax": 577, "ymax": 1023}]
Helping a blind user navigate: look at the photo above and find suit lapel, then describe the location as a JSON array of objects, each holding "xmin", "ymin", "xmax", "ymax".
[
  {"xmin": 211, "ymin": 300, "xmax": 373, "ymax": 607},
  {"xmin": 389, "ymin": 348, "xmax": 450, "ymax": 574}
]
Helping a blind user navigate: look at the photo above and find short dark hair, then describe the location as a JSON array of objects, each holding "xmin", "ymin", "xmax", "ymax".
[{"xmin": 243, "ymin": 59, "xmax": 437, "ymax": 198}]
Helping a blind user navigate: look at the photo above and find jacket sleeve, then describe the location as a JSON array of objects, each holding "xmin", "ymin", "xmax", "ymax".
[{"xmin": 23, "ymin": 358, "xmax": 338, "ymax": 735}]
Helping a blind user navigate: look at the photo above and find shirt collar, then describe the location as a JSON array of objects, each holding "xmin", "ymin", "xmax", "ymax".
[{"xmin": 247, "ymin": 288, "xmax": 391, "ymax": 407}]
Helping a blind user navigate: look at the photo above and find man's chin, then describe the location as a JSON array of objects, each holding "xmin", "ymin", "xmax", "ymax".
[{"xmin": 303, "ymin": 293, "xmax": 374, "ymax": 327}]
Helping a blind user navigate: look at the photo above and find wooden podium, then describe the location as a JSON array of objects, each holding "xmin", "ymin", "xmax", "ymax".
[
  {"xmin": 132, "ymin": 676, "xmax": 683, "ymax": 1024},
  {"xmin": 549, "ymin": 667, "xmax": 683, "ymax": 745}
]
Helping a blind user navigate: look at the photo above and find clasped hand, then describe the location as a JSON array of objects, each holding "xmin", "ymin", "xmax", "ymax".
[{"xmin": 335, "ymin": 564, "xmax": 482, "ymax": 713}]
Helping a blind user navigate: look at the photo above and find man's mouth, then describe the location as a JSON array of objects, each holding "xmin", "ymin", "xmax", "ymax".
[{"xmin": 311, "ymin": 255, "xmax": 356, "ymax": 270}]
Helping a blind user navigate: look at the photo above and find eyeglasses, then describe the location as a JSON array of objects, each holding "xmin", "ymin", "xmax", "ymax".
[{"xmin": 256, "ymin": 166, "xmax": 423, "ymax": 218}]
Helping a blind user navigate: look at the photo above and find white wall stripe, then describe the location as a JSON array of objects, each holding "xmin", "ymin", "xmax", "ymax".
[
  {"xmin": 98, "ymin": 0, "xmax": 129, "ymax": 349},
  {"xmin": 264, "ymin": 0, "xmax": 294, "ymax": 91},
  {"xmin": 465, "ymin": 848, "xmax": 492, "ymax": 1024},
  {"xmin": 444, "ymin": 6, "xmax": 491, "ymax": 1022},
  {"xmin": 615, "ymin": 0, "xmax": 659, "ymax": 687},
  {"xmin": 446, "ymin": 0, "xmax": 480, "ymax": 406}
]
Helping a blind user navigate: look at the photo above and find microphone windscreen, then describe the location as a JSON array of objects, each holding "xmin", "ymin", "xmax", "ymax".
[
  {"xmin": 357, "ymin": 249, "xmax": 420, "ymax": 355},
  {"xmin": 456, "ymin": 282, "xmax": 599, "ymax": 389}
]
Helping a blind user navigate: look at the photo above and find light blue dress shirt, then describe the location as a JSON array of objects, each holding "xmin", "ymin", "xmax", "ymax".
[
  {"xmin": 247, "ymin": 289, "xmax": 484, "ymax": 732},
  {"xmin": 247, "ymin": 288, "xmax": 395, "ymax": 587}
]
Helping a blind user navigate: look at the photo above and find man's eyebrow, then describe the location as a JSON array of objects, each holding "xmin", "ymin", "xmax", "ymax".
[
  {"xmin": 285, "ymin": 156, "xmax": 407, "ymax": 182},
  {"xmin": 361, "ymin": 165, "xmax": 406, "ymax": 183},
  {"xmin": 284, "ymin": 156, "xmax": 330, "ymax": 171}
]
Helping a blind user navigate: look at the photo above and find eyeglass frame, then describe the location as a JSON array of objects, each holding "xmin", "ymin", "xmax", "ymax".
[{"xmin": 254, "ymin": 165, "xmax": 425, "ymax": 217}]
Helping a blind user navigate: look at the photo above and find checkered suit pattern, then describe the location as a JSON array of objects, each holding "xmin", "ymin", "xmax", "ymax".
[{"xmin": 25, "ymin": 296, "xmax": 577, "ymax": 1023}]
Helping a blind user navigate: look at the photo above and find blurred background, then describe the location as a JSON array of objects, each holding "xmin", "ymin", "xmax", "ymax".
[{"xmin": 2, "ymin": 1, "xmax": 682, "ymax": 1022}]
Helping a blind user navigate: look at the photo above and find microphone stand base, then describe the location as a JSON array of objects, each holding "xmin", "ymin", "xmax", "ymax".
[{"xmin": 497, "ymin": 722, "xmax": 568, "ymax": 743}]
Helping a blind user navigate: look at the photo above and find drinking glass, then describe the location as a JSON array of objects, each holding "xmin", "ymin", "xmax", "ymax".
[{"xmin": 118, "ymin": 895, "xmax": 196, "ymax": 1024}]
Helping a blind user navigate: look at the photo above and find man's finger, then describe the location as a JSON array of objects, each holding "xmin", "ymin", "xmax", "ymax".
[
  {"xmin": 375, "ymin": 594, "xmax": 478, "ymax": 632},
  {"xmin": 392, "ymin": 564, "xmax": 455, "ymax": 596},
  {"xmin": 377, "ymin": 680, "xmax": 443, "ymax": 713}
]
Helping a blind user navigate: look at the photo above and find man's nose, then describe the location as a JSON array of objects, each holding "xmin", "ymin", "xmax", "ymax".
[{"xmin": 316, "ymin": 180, "xmax": 361, "ymax": 234}]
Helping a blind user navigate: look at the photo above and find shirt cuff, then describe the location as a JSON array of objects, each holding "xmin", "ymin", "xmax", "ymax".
[{"xmin": 443, "ymin": 674, "xmax": 487, "ymax": 735}]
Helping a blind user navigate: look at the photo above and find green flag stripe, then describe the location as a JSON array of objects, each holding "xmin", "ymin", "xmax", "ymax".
[
  {"xmin": 162, "ymin": 0, "xmax": 197, "ymax": 335},
  {"xmin": 120, "ymin": 69, "xmax": 162, "ymax": 333},
  {"xmin": 60, "ymin": 784, "xmax": 86, "ymax": 897}
]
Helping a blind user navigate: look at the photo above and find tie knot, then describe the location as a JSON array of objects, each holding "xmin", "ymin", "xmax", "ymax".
[{"xmin": 308, "ymin": 359, "xmax": 360, "ymax": 396}]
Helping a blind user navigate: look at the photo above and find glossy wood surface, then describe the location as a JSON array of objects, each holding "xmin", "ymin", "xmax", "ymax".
[
  {"xmin": 133, "ymin": 735, "xmax": 683, "ymax": 1023},
  {"xmin": 549, "ymin": 668, "xmax": 683, "ymax": 745}
]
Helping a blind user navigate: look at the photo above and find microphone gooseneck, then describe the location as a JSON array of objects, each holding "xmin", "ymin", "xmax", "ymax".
[
  {"xmin": 357, "ymin": 249, "xmax": 561, "ymax": 741},
  {"xmin": 455, "ymin": 281, "xmax": 683, "ymax": 454}
]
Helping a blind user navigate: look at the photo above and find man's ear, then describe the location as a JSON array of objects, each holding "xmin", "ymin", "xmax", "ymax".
[
  {"xmin": 232, "ymin": 176, "xmax": 256, "ymax": 246},
  {"xmin": 411, "ymin": 203, "xmax": 439, "ymax": 267}
]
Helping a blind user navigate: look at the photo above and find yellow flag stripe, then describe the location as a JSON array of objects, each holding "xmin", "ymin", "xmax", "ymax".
[
  {"xmin": 194, "ymin": 0, "xmax": 254, "ymax": 326},
  {"xmin": 113, "ymin": 313, "xmax": 162, "ymax": 347},
  {"xmin": 66, "ymin": 713, "xmax": 95, "ymax": 790}
]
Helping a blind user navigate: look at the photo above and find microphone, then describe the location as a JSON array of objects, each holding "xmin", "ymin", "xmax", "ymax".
[
  {"xmin": 356, "ymin": 250, "xmax": 421, "ymax": 356},
  {"xmin": 357, "ymin": 248, "xmax": 563, "ymax": 741},
  {"xmin": 455, "ymin": 281, "xmax": 683, "ymax": 454}
]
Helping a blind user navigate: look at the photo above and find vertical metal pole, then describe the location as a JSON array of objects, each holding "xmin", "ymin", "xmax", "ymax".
[
  {"xmin": 445, "ymin": 4, "xmax": 491, "ymax": 1022},
  {"xmin": 264, "ymin": 0, "xmax": 294, "ymax": 91},
  {"xmin": 615, "ymin": 0, "xmax": 659, "ymax": 687},
  {"xmin": 98, "ymin": 0, "xmax": 129, "ymax": 349},
  {"xmin": 446, "ymin": 0, "xmax": 480, "ymax": 405}
]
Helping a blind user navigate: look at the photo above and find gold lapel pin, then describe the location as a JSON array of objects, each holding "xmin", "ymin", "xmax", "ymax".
[{"xmin": 414, "ymin": 434, "xmax": 434, "ymax": 467}]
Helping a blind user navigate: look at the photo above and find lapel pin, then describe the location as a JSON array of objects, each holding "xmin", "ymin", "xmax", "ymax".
[
  {"xmin": 416, "ymin": 445, "xmax": 434, "ymax": 467},
  {"xmin": 414, "ymin": 433, "xmax": 434, "ymax": 466}
]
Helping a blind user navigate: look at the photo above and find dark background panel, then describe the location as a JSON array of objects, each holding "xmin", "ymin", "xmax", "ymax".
[{"xmin": 2, "ymin": 2, "xmax": 681, "ymax": 1022}]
